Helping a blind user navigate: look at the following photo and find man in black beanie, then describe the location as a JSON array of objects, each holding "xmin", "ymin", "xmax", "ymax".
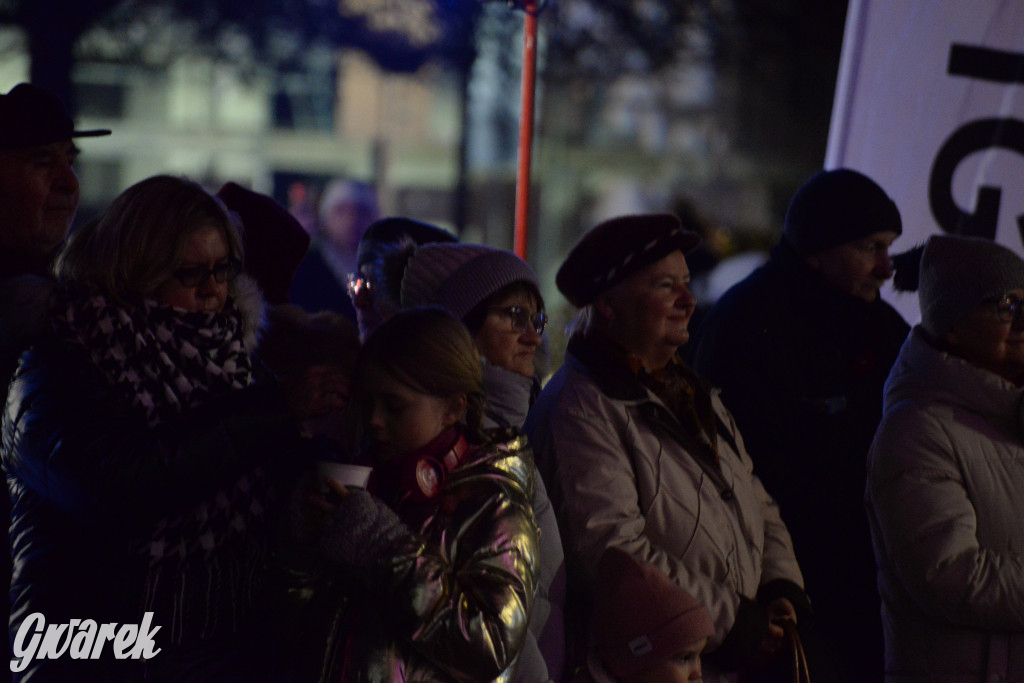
[{"xmin": 691, "ymin": 168, "xmax": 909, "ymax": 681}]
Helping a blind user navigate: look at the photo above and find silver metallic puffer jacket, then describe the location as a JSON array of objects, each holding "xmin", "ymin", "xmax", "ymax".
[{"xmin": 316, "ymin": 428, "xmax": 541, "ymax": 683}]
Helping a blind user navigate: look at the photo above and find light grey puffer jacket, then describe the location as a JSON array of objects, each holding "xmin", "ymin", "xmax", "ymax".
[{"xmin": 867, "ymin": 327, "xmax": 1024, "ymax": 682}]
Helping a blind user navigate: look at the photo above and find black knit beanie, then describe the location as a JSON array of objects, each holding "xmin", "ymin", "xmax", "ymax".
[
  {"xmin": 783, "ymin": 169, "xmax": 902, "ymax": 255},
  {"xmin": 356, "ymin": 217, "xmax": 457, "ymax": 269}
]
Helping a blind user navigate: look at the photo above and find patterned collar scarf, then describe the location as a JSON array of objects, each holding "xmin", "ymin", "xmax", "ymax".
[
  {"xmin": 586, "ymin": 333, "xmax": 719, "ymax": 458},
  {"xmin": 52, "ymin": 287, "xmax": 255, "ymax": 426}
]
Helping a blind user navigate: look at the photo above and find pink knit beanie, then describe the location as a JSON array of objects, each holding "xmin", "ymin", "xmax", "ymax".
[{"xmin": 593, "ymin": 547, "xmax": 715, "ymax": 678}]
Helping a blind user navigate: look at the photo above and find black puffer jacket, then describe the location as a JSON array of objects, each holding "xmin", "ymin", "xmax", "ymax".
[{"xmin": 3, "ymin": 332, "xmax": 313, "ymax": 681}]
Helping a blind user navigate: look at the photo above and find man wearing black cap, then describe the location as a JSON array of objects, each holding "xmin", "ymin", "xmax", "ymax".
[
  {"xmin": 691, "ymin": 168, "xmax": 910, "ymax": 681},
  {"xmin": 0, "ymin": 81, "xmax": 110, "ymax": 409},
  {"xmin": 0, "ymin": 82, "xmax": 108, "ymax": 683},
  {"xmin": 526, "ymin": 213, "xmax": 810, "ymax": 680},
  {"xmin": 0, "ymin": 83, "xmax": 109, "ymax": 275}
]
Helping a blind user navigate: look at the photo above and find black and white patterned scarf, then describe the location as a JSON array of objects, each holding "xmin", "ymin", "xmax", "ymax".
[
  {"xmin": 52, "ymin": 287, "xmax": 255, "ymax": 426},
  {"xmin": 53, "ymin": 286, "xmax": 272, "ymax": 642}
]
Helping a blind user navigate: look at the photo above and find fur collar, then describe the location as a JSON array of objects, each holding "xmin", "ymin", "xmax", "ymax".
[{"xmin": 232, "ymin": 273, "xmax": 266, "ymax": 352}]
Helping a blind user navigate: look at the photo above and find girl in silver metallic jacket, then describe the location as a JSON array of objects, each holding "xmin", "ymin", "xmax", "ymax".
[{"xmin": 297, "ymin": 308, "xmax": 540, "ymax": 682}]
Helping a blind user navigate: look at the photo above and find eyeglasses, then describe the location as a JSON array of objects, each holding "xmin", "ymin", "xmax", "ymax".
[
  {"xmin": 993, "ymin": 294, "xmax": 1024, "ymax": 325},
  {"xmin": 173, "ymin": 258, "xmax": 241, "ymax": 288},
  {"xmin": 346, "ymin": 273, "xmax": 376, "ymax": 300},
  {"xmin": 489, "ymin": 306, "xmax": 547, "ymax": 335}
]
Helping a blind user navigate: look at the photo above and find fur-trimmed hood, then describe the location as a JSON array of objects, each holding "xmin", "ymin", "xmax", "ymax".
[{"xmin": 232, "ymin": 273, "xmax": 266, "ymax": 352}]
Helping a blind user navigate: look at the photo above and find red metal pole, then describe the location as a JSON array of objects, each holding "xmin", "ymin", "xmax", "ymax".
[{"xmin": 513, "ymin": 1, "xmax": 540, "ymax": 260}]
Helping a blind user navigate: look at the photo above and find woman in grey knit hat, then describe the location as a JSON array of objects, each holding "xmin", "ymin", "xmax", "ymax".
[
  {"xmin": 866, "ymin": 234, "xmax": 1024, "ymax": 681},
  {"xmin": 402, "ymin": 242, "xmax": 548, "ymax": 428}
]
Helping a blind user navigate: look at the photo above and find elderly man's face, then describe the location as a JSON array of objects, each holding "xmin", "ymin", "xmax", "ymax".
[
  {"xmin": 808, "ymin": 230, "xmax": 898, "ymax": 302},
  {"xmin": 599, "ymin": 251, "xmax": 696, "ymax": 370},
  {"xmin": 0, "ymin": 140, "xmax": 80, "ymax": 264}
]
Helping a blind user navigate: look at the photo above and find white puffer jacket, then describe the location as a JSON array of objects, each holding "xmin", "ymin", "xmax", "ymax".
[{"xmin": 867, "ymin": 327, "xmax": 1024, "ymax": 682}]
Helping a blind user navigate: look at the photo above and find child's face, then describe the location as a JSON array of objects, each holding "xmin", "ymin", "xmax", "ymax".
[
  {"xmin": 362, "ymin": 364, "xmax": 463, "ymax": 463},
  {"xmin": 622, "ymin": 639, "xmax": 706, "ymax": 683}
]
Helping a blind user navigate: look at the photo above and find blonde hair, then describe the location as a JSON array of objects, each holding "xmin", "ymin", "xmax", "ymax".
[
  {"xmin": 355, "ymin": 307, "xmax": 486, "ymax": 441},
  {"xmin": 54, "ymin": 175, "xmax": 243, "ymax": 305}
]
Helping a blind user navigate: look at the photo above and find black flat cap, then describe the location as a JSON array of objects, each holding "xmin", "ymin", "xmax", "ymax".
[
  {"xmin": 557, "ymin": 213, "xmax": 701, "ymax": 308},
  {"xmin": 0, "ymin": 83, "xmax": 111, "ymax": 150}
]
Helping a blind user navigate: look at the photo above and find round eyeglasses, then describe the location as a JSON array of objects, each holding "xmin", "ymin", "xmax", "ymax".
[
  {"xmin": 993, "ymin": 294, "xmax": 1024, "ymax": 325},
  {"xmin": 173, "ymin": 258, "xmax": 241, "ymax": 288},
  {"xmin": 489, "ymin": 306, "xmax": 547, "ymax": 335}
]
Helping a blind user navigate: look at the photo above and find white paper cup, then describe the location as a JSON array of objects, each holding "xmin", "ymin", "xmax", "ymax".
[{"xmin": 316, "ymin": 462, "xmax": 373, "ymax": 490}]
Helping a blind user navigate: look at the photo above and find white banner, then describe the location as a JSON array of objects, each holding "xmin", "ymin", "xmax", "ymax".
[{"xmin": 826, "ymin": 0, "xmax": 1024, "ymax": 324}]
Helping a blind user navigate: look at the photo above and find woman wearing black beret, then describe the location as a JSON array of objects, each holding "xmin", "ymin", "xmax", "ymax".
[{"xmin": 526, "ymin": 213, "xmax": 811, "ymax": 681}]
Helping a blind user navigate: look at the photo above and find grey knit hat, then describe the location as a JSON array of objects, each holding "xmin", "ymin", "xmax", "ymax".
[
  {"xmin": 401, "ymin": 243, "xmax": 540, "ymax": 320},
  {"xmin": 920, "ymin": 234, "xmax": 1024, "ymax": 337}
]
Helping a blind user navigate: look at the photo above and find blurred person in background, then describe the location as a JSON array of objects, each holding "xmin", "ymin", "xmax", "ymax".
[
  {"xmin": 691, "ymin": 168, "xmax": 909, "ymax": 681},
  {"xmin": 401, "ymin": 242, "xmax": 566, "ymax": 681},
  {"xmin": 526, "ymin": 213, "xmax": 810, "ymax": 682},
  {"xmin": 259, "ymin": 304, "xmax": 361, "ymax": 450},
  {"xmin": 285, "ymin": 180, "xmax": 318, "ymax": 236},
  {"xmin": 868, "ymin": 235, "xmax": 1024, "ymax": 682},
  {"xmin": 3, "ymin": 175, "xmax": 319, "ymax": 681},
  {"xmin": 289, "ymin": 178, "xmax": 378, "ymax": 318}
]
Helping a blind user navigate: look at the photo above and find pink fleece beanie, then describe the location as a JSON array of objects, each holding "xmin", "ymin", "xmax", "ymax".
[{"xmin": 593, "ymin": 547, "xmax": 715, "ymax": 678}]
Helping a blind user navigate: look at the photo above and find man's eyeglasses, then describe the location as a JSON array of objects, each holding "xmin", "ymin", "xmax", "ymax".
[
  {"xmin": 993, "ymin": 294, "xmax": 1024, "ymax": 325},
  {"xmin": 489, "ymin": 306, "xmax": 547, "ymax": 335},
  {"xmin": 346, "ymin": 273, "xmax": 375, "ymax": 300},
  {"xmin": 173, "ymin": 258, "xmax": 241, "ymax": 288}
]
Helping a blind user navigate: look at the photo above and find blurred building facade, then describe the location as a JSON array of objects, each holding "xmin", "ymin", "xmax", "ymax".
[{"xmin": 0, "ymin": 1, "xmax": 844, "ymax": 334}]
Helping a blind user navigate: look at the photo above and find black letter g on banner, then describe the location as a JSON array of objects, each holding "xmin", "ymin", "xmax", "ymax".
[{"xmin": 929, "ymin": 118, "xmax": 1024, "ymax": 240}]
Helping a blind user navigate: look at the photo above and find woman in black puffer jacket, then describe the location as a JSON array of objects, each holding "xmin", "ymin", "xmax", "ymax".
[{"xmin": 3, "ymin": 175, "xmax": 317, "ymax": 682}]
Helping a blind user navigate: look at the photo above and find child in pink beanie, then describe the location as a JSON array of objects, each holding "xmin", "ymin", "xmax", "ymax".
[{"xmin": 584, "ymin": 547, "xmax": 714, "ymax": 682}]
